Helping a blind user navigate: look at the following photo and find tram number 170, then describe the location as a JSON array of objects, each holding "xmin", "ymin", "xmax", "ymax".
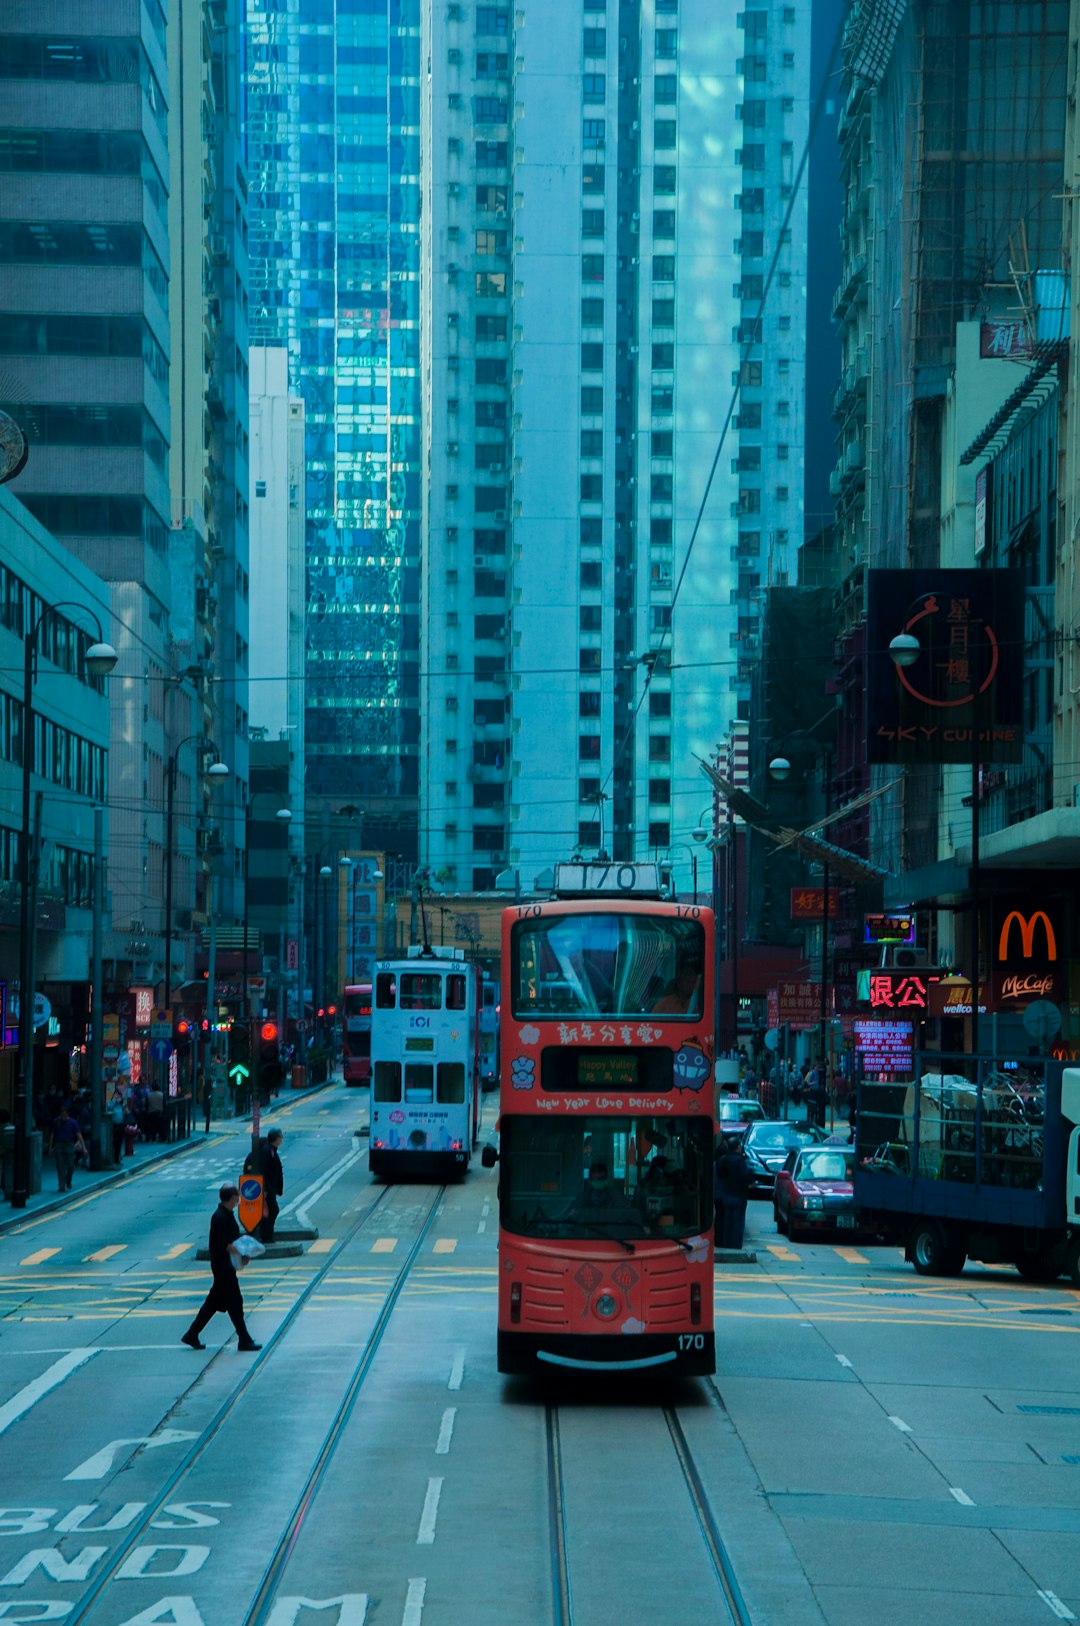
[{"xmin": 678, "ymin": 1334, "xmax": 706, "ymax": 1351}]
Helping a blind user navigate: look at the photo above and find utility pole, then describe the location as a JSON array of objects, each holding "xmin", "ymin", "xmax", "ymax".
[{"xmin": 90, "ymin": 807, "xmax": 105, "ymax": 1169}]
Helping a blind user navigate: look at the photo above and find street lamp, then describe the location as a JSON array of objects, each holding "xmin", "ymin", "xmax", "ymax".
[
  {"xmin": 243, "ymin": 795, "xmax": 292, "ymax": 1072},
  {"xmin": 769, "ymin": 733, "xmax": 835, "ymax": 1086},
  {"xmin": 889, "ymin": 629, "xmax": 982, "ymax": 1058},
  {"xmin": 692, "ymin": 802, "xmax": 725, "ymax": 1054},
  {"xmin": 164, "ymin": 739, "xmax": 229, "ymax": 1016},
  {"xmin": 11, "ymin": 606, "xmax": 117, "ymax": 1208}
]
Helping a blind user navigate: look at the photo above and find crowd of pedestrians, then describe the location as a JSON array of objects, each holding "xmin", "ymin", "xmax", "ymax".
[{"xmin": 33, "ymin": 1078, "xmax": 172, "ymax": 1193}]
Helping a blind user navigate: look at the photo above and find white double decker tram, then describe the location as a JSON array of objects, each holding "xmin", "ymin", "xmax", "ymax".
[{"xmin": 369, "ymin": 947, "xmax": 481, "ymax": 1178}]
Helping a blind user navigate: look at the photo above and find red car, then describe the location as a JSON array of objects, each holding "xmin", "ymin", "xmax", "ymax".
[{"xmin": 773, "ymin": 1144, "xmax": 859, "ymax": 1241}]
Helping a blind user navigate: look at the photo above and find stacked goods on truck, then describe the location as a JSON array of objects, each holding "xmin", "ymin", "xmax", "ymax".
[{"xmin": 854, "ymin": 1059, "xmax": 1079, "ymax": 1283}]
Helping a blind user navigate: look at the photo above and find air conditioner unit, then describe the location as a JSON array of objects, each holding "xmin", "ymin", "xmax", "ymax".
[{"xmin": 893, "ymin": 946, "xmax": 929, "ymax": 968}]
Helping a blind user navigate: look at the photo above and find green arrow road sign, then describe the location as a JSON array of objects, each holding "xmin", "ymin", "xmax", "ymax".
[{"xmin": 229, "ymin": 1063, "xmax": 250, "ymax": 1082}]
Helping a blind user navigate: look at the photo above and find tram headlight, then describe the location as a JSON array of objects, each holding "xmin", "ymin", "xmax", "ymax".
[{"xmin": 594, "ymin": 1292, "xmax": 619, "ymax": 1319}]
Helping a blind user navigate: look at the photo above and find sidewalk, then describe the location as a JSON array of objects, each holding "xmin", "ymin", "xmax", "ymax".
[{"xmin": 0, "ymin": 1074, "xmax": 341, "ymax": 1234}]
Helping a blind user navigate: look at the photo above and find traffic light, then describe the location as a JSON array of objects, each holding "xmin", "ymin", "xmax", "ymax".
[
  {"xmin": 258, "ymin": 1020, "xmax": 282, "ymax": 1097},
  {"xmin": 174, "ymin": 1018, "xmax": 193, "ymax": 1051}
]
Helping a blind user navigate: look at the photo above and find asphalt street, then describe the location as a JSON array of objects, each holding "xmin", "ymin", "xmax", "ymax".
[{"xmin": 0, "ymin": 1085, "xmax": 1078, "ymax": 1625}]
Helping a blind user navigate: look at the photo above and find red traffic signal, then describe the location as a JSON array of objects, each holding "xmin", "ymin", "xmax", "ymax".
[
  {"xmin": 175, "ymin": 1019, "xmax": 193, "ymax": 1038},
  {"xmin": 260, "ymin": 1021, "xmax": 279, "ymax": 1043}
]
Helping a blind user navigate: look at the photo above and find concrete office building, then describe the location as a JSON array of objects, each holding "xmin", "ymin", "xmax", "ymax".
[
  {"xmin": 0, "ymin": 490, "xmax": 111, "ymax": 1081},
  {"xmin": 244, "ymin": 0, "xmax": 423, "ymax": 854},
  {"xmin": 419, "ymin": 1, "xmax": 811, "ymax": 892},
  {"xmin": 0, "ymin": 2, "xmax": 180, "ymax": 991}
]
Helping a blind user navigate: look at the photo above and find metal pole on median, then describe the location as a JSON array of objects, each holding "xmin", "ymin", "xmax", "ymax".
[{"xmin": 90, "ymin": 806, "xmax": 105, "ymax": 1169}]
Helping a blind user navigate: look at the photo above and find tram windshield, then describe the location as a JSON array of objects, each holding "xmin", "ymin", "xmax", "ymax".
[
  {"xmin": 499, "ymin": 1116, "xmax": 713, "ymax": 1241},
  {"xmin": 512, "ymin": 913, "xmax": 705, "ymax": 1019}
]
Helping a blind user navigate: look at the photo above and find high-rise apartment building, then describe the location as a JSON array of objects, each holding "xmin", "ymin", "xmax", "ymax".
[
  {"xmin": 245, "ymin": 0, "xmax": 423, "ymax": 853},
  {"xmin": 420, "ymin": 0, "xmax": 811, "ymax": 893},
  {"xmin": 168, "ymin": 0, "xmax": 251, "ymax": 946}
]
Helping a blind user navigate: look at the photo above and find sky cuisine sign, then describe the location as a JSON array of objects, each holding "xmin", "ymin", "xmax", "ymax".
[
  {"xmin": 991, "ymin": 902, "xmax": 1064, "ymax": 1008},
  {"xmin": 866, "ymin": 568, "xmax": 1024, "ymax": 764}
]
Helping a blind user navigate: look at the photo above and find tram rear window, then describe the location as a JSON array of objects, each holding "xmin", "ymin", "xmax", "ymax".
[
  {"xmin": 374, "ymin": 1061, "xmax": 400, "ymax": 1101},
  {"xmin": 376, "ymin": 973, "xmax": 397, "ymax": 1008},
  {"xmin": 401, "ymin": 973, "xmax": 442, "ymax": 1009},
  {"xmin": 541, "ymin": 1047, "xmax": 672, "ymax": 1091}
]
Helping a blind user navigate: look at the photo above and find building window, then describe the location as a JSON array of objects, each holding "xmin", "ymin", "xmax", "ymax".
[
  {"xmin": 654, "ymin": 166, "xmax": 677, "ymax": 194},
  {"xmin": 652, "ymin": 255, "xmax": 675, "ymax": 282},
  {"xmin": 475, "ymin": 270, "xmax": 507, "ymax": 297},
  {"xmin": 475, "ymin": 313, "xmax": 507, "ymax": 340},
  {"xmin": 648, "ymin": 821, "xmax": 670, "ymax": 847},
  {"xmin": 583, "ymin": 27, "xmax": 607, "ymax": 55},
  {"xmin": 582, "ymin": 210, "xmax": 605, "ymax": 238},
  {"xmin": 581, "ymin": 341, "xmax": 604, "ymax": 371},
  {"xmin": 651, "ymin": 384, "xmax": 674, "ymax": 413},
  {"xmin": 582, "ymin": 254, "xmax": 605, "ymax": 282},
  {"xmin": 655, "ymin": 28, "xmax": 677, "ymax": 59},
  {"xmin": 579, "ymin": 647, "xmax": 602, "ymax": 673},
  {"xmin": 580, "ymin": 517, "xmax": 603, "ymax": 544},
  {"xmin": 652, "ymin": 341, "xmax": 674, "ymax": 369},
  {"xmin": 583, "ymin": 72, "xmax": 606, "ymax": 101},
  {"xmin": 653, "ymin": 210, "xmax": 675, "ymax": 238},
  {"xmin": 652, "ymin": 298, "xmax": 675, "ymax": 328},
  {"xmin": 475, "ymin": 52, "xmax": 509, "ymax": 76},
  {"xmin": 581, "ymin": 385, "xmax": 604, "ymax": 414},
  {"xmin": 580, "ymin": 604, "xmax": 602, "ymax": 632},
  {"xmin": 583, "ymin": 119, "xmax": 606, "ymax": 149},
  {"xmin": 476, "ymin": 7, "xmax": 509, "ymax": 34},
  {"xmin": 475, "ymin": 228, "xmax": 507, "ymax": 254},
  {"xmin": 580, "ymin": 560, "xmax": 602, "ymax": 589},
  {"xmin": 580, "ymin": 691, "xmax": 601, "ymax": 717},
  {"xmin": 654, "ymin": 120, "xmax": 676, "ymax": 149},
  {"xmin": 579, "ymin": 733, "xmax": 602, "ymax": 758},
  {"xmin": 652, "ymin": 429, "xmax": 673, "ymax": 457},
  {"xmin": 654, "ymin": 75, "xmax": 677, "ymax": 105},
  {"xmin": 475, "ymin": 140, "xmax": 508, "ymax": 166},
  {"xmin": 580, "ymin": 473, "xmax": 603, "ymax": 502},
  {"xmin": 648, "ymin": 778, "xmax": 671, "ymax": 805}
]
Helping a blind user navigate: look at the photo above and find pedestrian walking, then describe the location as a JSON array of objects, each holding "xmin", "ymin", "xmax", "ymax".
[
  {"xmin": 48, "ymin": 1103, "xmax": 86, "ymax": 1192},
  {"xmin": 713, "ymin": 1134, "xmax": 752, "ymax": 1249},
  {"xmin": 261, "ymin": 1128, "xmax": 284, "ymax": 1242},
  {"xmin": 146, "ymin": 1083, "xmax": 164, "ymax": 1142},
  {"xmin": 203, "ymin": 1079, "xmax": 212, "ymax": 1136},
  {"xmin": 108, "ymin": 1085, "xmax": 127, "ymax": 1163},
  {"xmin": 181, "ymin": 1185, "xmax": 262, "ymax": 1352}
]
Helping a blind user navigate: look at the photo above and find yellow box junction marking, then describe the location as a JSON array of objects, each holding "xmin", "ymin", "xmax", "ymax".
[
  {"xmin": 157, "ymin": 1244, "xmax": 193, "ymax": 1261},
  {"xmin": 766, "ymin": 1244, "xmax": 800, "ymax": 1263},
  {"xmin": 371, "ymin": 1238, "xmax": 398, "ymax": 1254},
  {"xmin": 19, "ymin": 1249, "xmax": 61, "ymax": 1267},
  {"xmin": 433, "ymin": 1239, "xmax": 457, "ymax": 1255},
  {"xmin": 308, "ymin": 1239, "xmax": 335, "ymax": 1254},
  {"xmin": 832, "ymin": 1246, "xmax": 870, "ymax": 1265},
  {"xmin": 84, "ymin": 1246, "xmax": 126, "ymax": 1263}
]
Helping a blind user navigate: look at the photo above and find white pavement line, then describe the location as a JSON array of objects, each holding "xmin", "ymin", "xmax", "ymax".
[
  {"xmin": 279, "ymin": 1147, "xmax": 361, "ymax": 1216},
  {"xmin": 481, "ymin": 1200, "xmax": 491, "ymax": 1216},
  {"xmin": 402, "ymin": 1578, "xmax": 427, "ymax": 1626},
  {"xmin": 416, "ymin": 1478, "xmax": 444, "ymax": 1545},
  {"xmin": 0, "ymin": 1349, "xmax": 98, "ymax": 1437},
  {"xmin": 949, "ymin": 1487, "xmax": 975, "ymax": 1506},
  {"xmin": 1038, "ymin": 1591, "xmax": 1077, "ymax": 1621},
  {"xmin": 435, "ymin": 1407, "xmax": 457, "ymax": 1456},
  {"xmin": 288, "ymin": 1149, "xmax": 364, "ymax": 1231},
  {"xmin": 448, "ymin": 1349, "xmax": 465, "ymax": 1391},
  {"xmin": 65, "ymin": 1427, "xmax": 200, "ymax": 1481},
  {"xmin": 888, "ymin": 1416, "xmax": 913, "ymax": 1434},
  {"xmin": 835, "ymin": 1353, "xmax": 853, "ymax": 1368},
  {"xmin": 476, "ymin": 1218, "xmax": 487, "ymax": 1233}
]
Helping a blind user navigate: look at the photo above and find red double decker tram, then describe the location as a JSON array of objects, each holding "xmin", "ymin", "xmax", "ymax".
[{"xmin": 490, "ymin": 864, "xmax": 716, "ymax": 1376}]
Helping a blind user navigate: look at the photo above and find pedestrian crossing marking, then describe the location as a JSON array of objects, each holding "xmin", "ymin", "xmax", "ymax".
[
  {"xmin": 84, "ymin": 1246, "xmax": 126, "ymax": 1263},
  {"xmin": 157, "ymin": 1244, "xmax": 193, "ymax": 1260},
  {"xmin": 766, "ymin": 1244, "xmax": 800, "ymax": 1263},
  {"xmin": 308, "ymin": 1239, "xmax": 335, "ymax": 1254},
  {"xmin": 833, "ymin": 1246, "xmax": 869, "ymax": 1265},
  {"xmin": 20, "ymin": 1249, "xmax": 61, "ymax": 1267},
  {"xmin": 372, "ymin": 1238, "xmax": 398, "ymax": 1253},
  {"xmin": 433, "ymin": 1239, "xmax": 457, "ymax": 1254}
]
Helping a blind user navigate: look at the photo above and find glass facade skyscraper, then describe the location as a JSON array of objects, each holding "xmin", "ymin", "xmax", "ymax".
[{"xmin": 246, "ymin": 0, "xmax": 422, "ymax": 842}]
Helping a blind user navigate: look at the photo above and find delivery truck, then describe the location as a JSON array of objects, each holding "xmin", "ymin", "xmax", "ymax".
[{"xmin": 853, "ymin": 1058, "xmax": 1080, "ymax": 1282}]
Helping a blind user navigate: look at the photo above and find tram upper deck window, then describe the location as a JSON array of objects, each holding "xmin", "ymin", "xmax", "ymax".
[
  {"xmin": 374, "ymin": 1061, "xmax": 401, "ymax": 1101},
  {"xmin": 512, "ymin": 912, "xmax": 705, "ymax": 1019},
  {"xmin": 376, "ymin": 972, "xmax": 397, "ymax": 1008},
  {"xmin": 447, "ymin": 973, "xmax": 467, "ymax": 1010},
  {"xmin": 401, "ymin": 973, "xmax": 442, "ymax": 1010}
]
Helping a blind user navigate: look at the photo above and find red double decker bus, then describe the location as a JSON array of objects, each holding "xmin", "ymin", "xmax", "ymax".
[
  {"xmin": 489, "ymin": 864, "xmax": 716, "ymax": 1376},
  {"xmin": 343, "ymin": 982, "xmax": 372, "ymax": 1085}
]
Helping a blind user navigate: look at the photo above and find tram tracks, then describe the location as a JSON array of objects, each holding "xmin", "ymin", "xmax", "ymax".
[
  {"xmin": 544, "ymin": 1393, "xmax": 752, "ymax": 1626},
  {"xmin": 69, "ymin": 1181, "xmax": 446, "ymax": 1625}
]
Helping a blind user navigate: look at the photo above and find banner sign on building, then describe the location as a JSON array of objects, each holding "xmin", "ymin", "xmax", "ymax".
[
  {"xmin": 853, "ymin": 1018, "xmax": 913, "ymax": 1078},
  {"xmin": 866, "ymin": 568, "xmax": 1024, "ymax": 763},
  {"xmin": 991, "ymin": 900, "xmax": 1065, "ymax": 1009},
  {"xmin": 774, "ymin": 981, "xmax": 826, "ymax": 1030},
  {"xmin": 979, "ymin": 320, "xmax": 1031, "ymax": 359},
  {"xmin": 928, "ymin": 980, "xmax": 988, "ymax": 1018},
  {"xmin": 864, "ymin": 913, "xmax": 916, "ymax": 945},
  {"xmin": 863, "ymin": 969, "xmax": 934, "ymax": 1013},
  {"xmin": 790, "ymin": 887, "xmax": 840, "ymax": 922}
]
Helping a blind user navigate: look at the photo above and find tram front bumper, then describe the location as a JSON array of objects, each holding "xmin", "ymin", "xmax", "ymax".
[{"xmin": 497, "ymin": 1330, "xmax": 715, "ymax": 1377}]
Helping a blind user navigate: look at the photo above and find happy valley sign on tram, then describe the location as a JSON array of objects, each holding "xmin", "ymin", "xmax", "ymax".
[{"xmin": 488, "ymin": 862, "xmax": 718, "ymax": 1375}]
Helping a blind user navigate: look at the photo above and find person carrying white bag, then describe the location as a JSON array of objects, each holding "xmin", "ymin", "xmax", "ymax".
[{"xmin": 181, "ymin": 1184, "xmax": 264, "ymax": 1352}]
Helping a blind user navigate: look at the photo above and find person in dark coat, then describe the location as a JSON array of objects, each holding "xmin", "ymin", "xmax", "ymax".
[
  {"xmin": 714, "ymin": 1135, "xmax": 752, "ymax": 1249},
  {"xmin": 261, "ymin": 1129, "xmax": 284, "ymax": 1242},
  {"xmin": 181, "ymin": 1185, "xmax": 261, "ymax": 1352}
]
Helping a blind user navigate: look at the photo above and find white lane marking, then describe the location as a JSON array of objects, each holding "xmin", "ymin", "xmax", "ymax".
[
  {"xmin": 477, "ymin": 1219, "xmax": 487, "ymax": 1233},
  {"xmin": 1038, "ymin": 1592, "xmax": 1077, "ymax": 1621},
  {"xmin": 402, "ymin": 1578, "xmax": 427, "ymax": 1626},
  {"xmin": 266, "ymin": 1599, "xmax": 369, "ymax": 1626},
  {"xmin": 448, "ymin": 1349, "xmax": 465, "ymax": 1391},
  {"xmin": 0, "ymin": 1350, "xmax": 98, "ymax": 1437},
  {"xmin": 416, "ymin": 1477, "xmax": 443, "ymax": 1545},
  {"xmin": 835, "ymin": 1353, "xmax": 853, "ymax": 1368},
  {"xmin": 888, "ymin": 1416, "xmax": 913, "ymax": 1434},
  {"xmin": 949, "ymin": 1487, "xmax": 975, "ymax": 1507},
  {"xmin": 282, "ymin": 1148, "xmax": 364, "ymax": 1230},
  {"xmin": 66, "ymin": 1427, "xmax": 200, "ymax": 1481},
  {"xmin": 435, "ymin": 1408, "xmax": 457, "ymax": 1456},
  {"xmin": 279, "ymin": 1146, "xmax": 362, "ymax": 1215},
  {"xmin": 481, "ymin": 1200, "xmax": 491, "ymax": 1216}
]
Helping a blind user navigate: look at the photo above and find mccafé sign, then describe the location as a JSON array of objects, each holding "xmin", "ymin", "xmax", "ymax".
[{"xmin": 991, "ymin": 902, "xmax": 1064, "ymax": 1007}]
